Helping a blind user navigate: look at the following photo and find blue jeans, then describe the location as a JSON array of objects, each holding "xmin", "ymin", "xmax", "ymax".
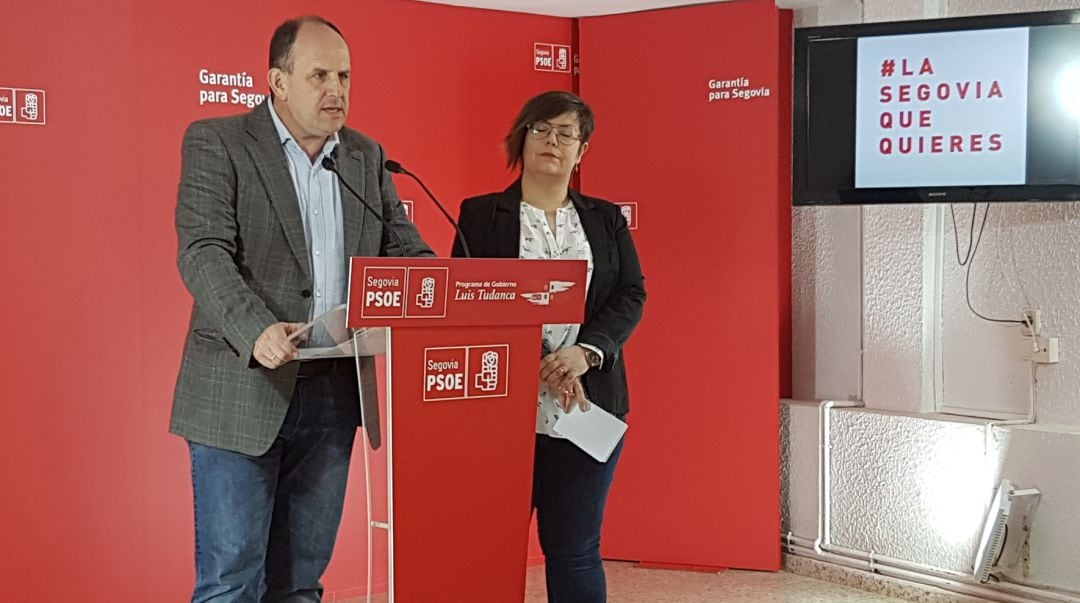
[
  {"xmin": 533, "ymin": 433, "xmax": 625, "ymax": 603},
  {"xmin": 188, "ymin": 369, "xmax": 359, "ymax": 603}
]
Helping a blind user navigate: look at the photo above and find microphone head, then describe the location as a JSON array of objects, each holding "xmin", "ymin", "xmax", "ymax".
[
  {"xmin": 385, "ymin": 159, "xmax": 406, "ymax": 174},
  {"xmin": 321, "ymin": 154, "xmax": 336, "ymax": 171}
]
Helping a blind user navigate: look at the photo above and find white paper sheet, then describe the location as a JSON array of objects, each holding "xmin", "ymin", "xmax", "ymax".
[
  {"xmin": 551, "ymin": 403, "xmax": 627, "ymax": 463},
  {"xmin": 288, "ymin": 304, "xmax": 355, "ymax": 359}
]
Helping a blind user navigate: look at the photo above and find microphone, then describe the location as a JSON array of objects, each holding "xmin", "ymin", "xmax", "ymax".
[
  {"xmin": 322, "ymin": 149, "xmax": 411, "ymax": 256},
  {"xmin": 384, "ymin": 159, "xmax": 471, "ymax": 258}
]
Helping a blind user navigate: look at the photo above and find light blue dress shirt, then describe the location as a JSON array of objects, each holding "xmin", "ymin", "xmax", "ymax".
[{"xmin": 268, "ymin": 102, "xmax": 345, "ymax": 347}]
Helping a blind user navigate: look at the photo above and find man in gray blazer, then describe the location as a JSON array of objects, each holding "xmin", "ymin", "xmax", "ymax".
[{"xmin": 171, "ymin": 15, "xmax": 432, "ymax": 602}]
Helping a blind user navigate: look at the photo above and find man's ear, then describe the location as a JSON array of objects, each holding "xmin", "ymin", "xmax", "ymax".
[{"xmin": 267, "ymin": 68, "xmax": 286, "ymax": 101}]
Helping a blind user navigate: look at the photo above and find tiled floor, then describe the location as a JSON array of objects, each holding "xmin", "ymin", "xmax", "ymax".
[
  {"xmin": 338, "ymin": 561, "xmax": 912, "ymax": 602},
  {"xmin": 525, "ymin": 561, "xmax": 911, "ymax": 602}
]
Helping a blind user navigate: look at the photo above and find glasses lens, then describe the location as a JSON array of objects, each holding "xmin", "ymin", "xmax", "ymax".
[
  {"xmin": 554, "ymin": 126, "xmax": 578, "ymax": 140},
  {"xmin": 528, "ymin": 122, "xmax": 580, "ymax": 145},
  {"xmin": 528, "ymin": 123, "xmax": 552, "ymax": 137}
]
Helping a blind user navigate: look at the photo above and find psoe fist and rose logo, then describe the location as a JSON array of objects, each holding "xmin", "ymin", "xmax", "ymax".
[
  {"xmin": 423, "ymin": 344, "xmax": 510, "ymax": 402},
  {"xmin": 0, "ymin": 87, "xmax": 46, "ymax": 125}
]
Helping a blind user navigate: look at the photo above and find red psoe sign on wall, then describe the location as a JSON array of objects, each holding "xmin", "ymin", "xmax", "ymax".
[
  {"xmin": 616, "ymin": 202, "xmax": 639, "ymax": 230},
  {"xmin": 0, "ymin": 87, "xmax": 46, "ymax": 125},
  {"xmin": 534, "ymin": 43, "xmax": 571, "ymax": 73}
]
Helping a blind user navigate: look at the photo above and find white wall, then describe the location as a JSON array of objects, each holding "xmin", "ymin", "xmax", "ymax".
[{"xmin": 786, "ymin": 0, "xmax": 1080, "ymax": 595}]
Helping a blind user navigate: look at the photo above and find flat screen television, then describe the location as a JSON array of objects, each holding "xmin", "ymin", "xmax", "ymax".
[{"xmin": 794, "ymin": 9, "xmax": 1080, "ymax": 205}]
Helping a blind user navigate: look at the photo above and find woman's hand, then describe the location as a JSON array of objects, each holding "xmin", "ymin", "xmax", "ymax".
[
  {"xmin": 541, "ymin": 346, "xmax": 590, "ymax": 389},
  {"xmin": 557, "ymin": 376, "xmax": 591, "ymax": 413}
]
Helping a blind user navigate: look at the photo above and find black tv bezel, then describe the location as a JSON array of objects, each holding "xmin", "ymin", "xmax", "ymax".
[{"xmin": 793, "ymin": 9, "xmax": 1080, "ymax": 206}]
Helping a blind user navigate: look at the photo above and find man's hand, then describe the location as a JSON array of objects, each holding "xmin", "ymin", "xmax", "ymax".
[{"xmin": 253, "ymin": 322, "xmax": 306, "ymax": 369}]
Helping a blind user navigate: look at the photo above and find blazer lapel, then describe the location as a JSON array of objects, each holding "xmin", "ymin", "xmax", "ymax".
[
  {"xmin": 569, "ymin": 189, "xmax": 609, "ymax": 315},
  {"xmin": 245, "ymin": 104, "xmax": 311, "ymax": 280},
  {"xmin": 337, "ymin": 144, "xmax": 368, "ymax": 257},
  {"xmin": 489, "ymin": 181, "xmax": 523, "ymax": 258}
]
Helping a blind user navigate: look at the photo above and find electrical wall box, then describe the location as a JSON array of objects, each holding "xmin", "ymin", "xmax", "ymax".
[
  {"xmin": 1019, "ymin": 335, "xmax": 1059, "ymax": 364},
  {"xmin": 1021, "ymin": 310, "xmax": 1041, "ymax": 337}
]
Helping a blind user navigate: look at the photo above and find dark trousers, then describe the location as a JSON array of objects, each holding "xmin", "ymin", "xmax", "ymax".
[
  {"xmin": 533, "ymin": 433, "xmax": 625, "ymax": 603},
  {"xmin": 188, "ymin": 367, "xmax": 359, "ymax": 603}
]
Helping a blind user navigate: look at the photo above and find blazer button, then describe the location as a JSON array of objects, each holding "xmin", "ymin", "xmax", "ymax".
[{"xmin": 301, "ymin": 289, "xmax": 312, "ymax": 298}]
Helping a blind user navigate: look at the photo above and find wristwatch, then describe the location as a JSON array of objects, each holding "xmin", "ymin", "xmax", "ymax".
[{"xmin": 579, "ymin": 345, "xmax": 602, "ymax": 368}]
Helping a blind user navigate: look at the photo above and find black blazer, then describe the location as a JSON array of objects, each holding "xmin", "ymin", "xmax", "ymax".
[{"xmin": 452, "ymin": 180, "xmax": 646, "ymax": 415}]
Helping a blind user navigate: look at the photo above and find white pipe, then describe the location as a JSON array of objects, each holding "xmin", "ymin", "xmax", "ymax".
[
  {"xmin": 784, "ymin": 537, "xmax": 1080, "ymax": 603},
  {"xmin": 787, "ymin": 543, "xmax": 1031, "ymax": 602},
  {"xmin": 815, "ymin": 399, "xmax": 862, "ymax": 553},
  {"xmin": 791, "ymin": 533, "xmax": 966, "ymax": 580}
]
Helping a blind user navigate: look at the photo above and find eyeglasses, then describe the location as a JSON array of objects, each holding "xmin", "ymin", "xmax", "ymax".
[{"xmin": 526, "ymin": 122, "xmax": 582, "ymax": 146}]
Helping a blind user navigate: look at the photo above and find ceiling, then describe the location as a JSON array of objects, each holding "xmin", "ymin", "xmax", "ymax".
[{"xmin": 416, "ymin": 0, "xmax": 811, "ymax": 18}]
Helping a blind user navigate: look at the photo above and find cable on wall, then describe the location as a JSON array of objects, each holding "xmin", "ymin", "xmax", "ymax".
[{"xmin": 949, "ymin": 202, "xmax": 1024, "ymax": 326}]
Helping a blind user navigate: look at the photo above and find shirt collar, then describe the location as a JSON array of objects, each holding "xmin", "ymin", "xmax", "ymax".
[
  {"xmin": 520, "ymin": 199, "xmax": 575, "ymax": 215},
  {"xmin": 267, "ymin": 100, "xmax": 340, "ymax": 159}
]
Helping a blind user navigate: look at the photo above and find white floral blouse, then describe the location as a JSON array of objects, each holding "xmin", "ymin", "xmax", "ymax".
[{"xmin": 519, "ymin": 200, "xmax": 594, "ymax": 437}]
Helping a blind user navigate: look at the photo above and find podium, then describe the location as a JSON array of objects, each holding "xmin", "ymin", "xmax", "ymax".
[{"xmin": 345, "ymin": 256, "xmax": 587, "ymax": 602}]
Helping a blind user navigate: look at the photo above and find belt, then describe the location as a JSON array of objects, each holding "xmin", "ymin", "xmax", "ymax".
[{"xmin": 296, "ymin": 357, "xmax": 353, "ymax": 378}]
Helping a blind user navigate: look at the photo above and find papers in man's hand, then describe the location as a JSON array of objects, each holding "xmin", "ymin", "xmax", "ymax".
[
  {"xmin": 295, "ymin": 341, "xmax": 354, "ymax": 360},
  {"xmin": 286, "ymin": 304, "xmax": 386, "ymax": 359},
  {"xmin": 552, "ymin": 403, "xmax": 627, "ymax": 463}
]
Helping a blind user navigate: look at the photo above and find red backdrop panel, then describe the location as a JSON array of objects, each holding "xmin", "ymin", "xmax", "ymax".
[
  {"xmin": 0, "ymin": 0, "xmax": 793, "ymax": 595},
  {"xmin": 778, "ymin": 10, "xmax": 794, "ymax": 400},
  {"xmin": 579, "ymin": 0, "xmax": 790, "ymax": 570},
  {"xmin": 0, "ymin": 1, "xmax": 145, "ymax": 597},
  {"xmin": 0, "ymin": 1, "xmax": 570, "ymax": 600}
]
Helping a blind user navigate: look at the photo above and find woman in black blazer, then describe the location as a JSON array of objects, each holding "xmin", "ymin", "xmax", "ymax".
[{"xmin": 452, "ymin": 91, "xmax": 646, "ymax": 603}]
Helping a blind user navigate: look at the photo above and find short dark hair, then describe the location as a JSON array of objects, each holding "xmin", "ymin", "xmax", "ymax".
[
  {"xmin": 269, "ymin": 15, "xmax": 344, "ymax": 72},
  {"xmin": 504, "ymin": 90, "xmax": 596, "ymax": 170}
]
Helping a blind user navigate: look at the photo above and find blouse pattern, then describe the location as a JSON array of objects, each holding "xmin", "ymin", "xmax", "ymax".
[{"xmin": 519, "ymin": 201, "xmax": 594, "ymax": 437}]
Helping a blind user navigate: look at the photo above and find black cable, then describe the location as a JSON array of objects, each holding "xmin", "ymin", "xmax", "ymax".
[
  {"xmin": 949, "ymin": 202, "xmax": 978, "ymax": 266},
  {"xmin": 322, "ymin": 153, "xmax": 411, "ymax": 256},
  {"xmin": 384, "ymin": 160, "xmax": 471, "ymax": 257},
  {"xmin": 958, "ymin": 203, "xmax": 1023, "ymax": 325}
]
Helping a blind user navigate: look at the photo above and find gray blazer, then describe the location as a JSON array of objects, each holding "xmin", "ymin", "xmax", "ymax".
[{"xmin": 171, "ymin": 101, "xmax": 432, "ymax": 455}]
